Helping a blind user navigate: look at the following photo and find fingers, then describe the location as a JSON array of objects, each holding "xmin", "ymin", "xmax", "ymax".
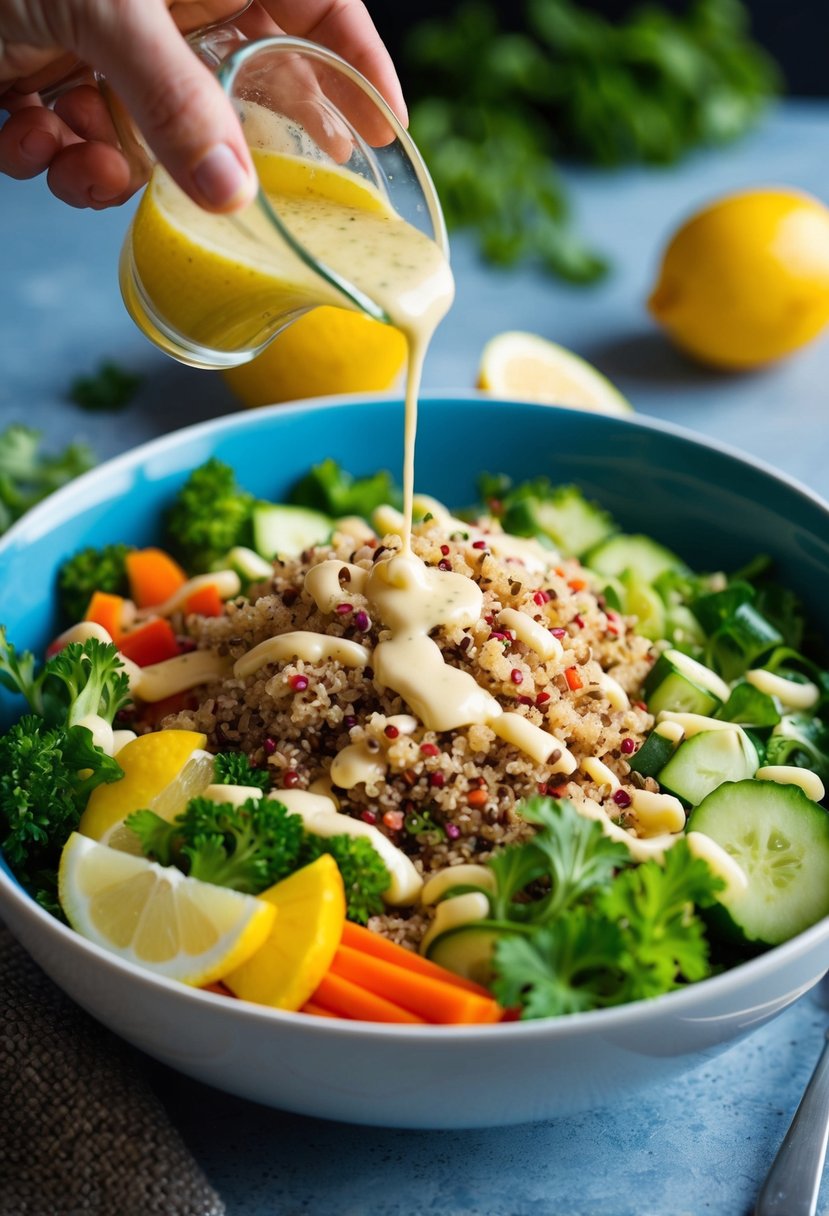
[
  {"xmin": 74, "ymin": 0, "xmax": 256, "ymax": 211},
  {"xmin": 263, "ymin": 0, "xmax": 408, "ymax": 127},
  {"xmin": 0, "ymin": 103, "xmax": 78, "ymax": 180},
  {"xmin": 47, "ymin": 140, "xmax": 133, "ymax": 208}
]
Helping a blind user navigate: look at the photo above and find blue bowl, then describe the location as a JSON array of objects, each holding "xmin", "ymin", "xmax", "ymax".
[{"xmin": 1, "ymin": 394, "xmax": 828, "ymax": 1127}]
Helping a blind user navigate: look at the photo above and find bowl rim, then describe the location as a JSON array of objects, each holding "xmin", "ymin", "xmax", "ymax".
[{"xmin": 1, "ymin": 390, "xmax": 828, "ymax": 1039}]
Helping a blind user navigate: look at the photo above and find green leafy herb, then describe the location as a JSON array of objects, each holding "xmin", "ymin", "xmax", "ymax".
[
  {"xmin": 165, "ymin": 458, "xmax": 254, "ymax": 573},
  {"xmin": 58, "ymin": 542, "xmax": 133, "ymax": 623},
  {"xmin": 128, "ymin": 794, "xmax": 390, "ymax": 924},
  {"xmin": 406, "ymin": 0, "xmax": 777, "ymax": 279},
  {"xmin": 0, "ymin": 425, "xmax": 94, "ymax": 537},
  {"xmin": 68, "ymin": 361, "xmax": 142, "ymax": 412},
  {"xmin": 213, "ymin": 751, "xmax": 271, "ymax": 793},
  {"xmin": 289, "ymin": 458, "xmax": 401, "ymax": 519},
  {"xmin": 0, "ymin": 629, "xmax": 130, "ymax": 729}
]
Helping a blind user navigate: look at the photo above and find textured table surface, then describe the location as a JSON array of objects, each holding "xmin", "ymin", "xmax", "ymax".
[{"xmin": 1, "ymin": 100, "xmax": 828, "ymax": 1215}]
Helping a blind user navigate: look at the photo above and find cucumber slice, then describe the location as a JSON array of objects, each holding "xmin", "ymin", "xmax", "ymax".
[
  {"xmin": 532, "ymin": 488, "xmax": 616, "ymax": 559},
  {"xmin": 628, "ymin": 726, "xmax": 681, "ymax": 778},
  {"xmin": 619, "ymin": 570, "xmax": 665, "ymax": 641},
  {"xmin": 687, "ymin": 779, "xmax": 829, "ymax": 946},
  {"xmin": 644, "ymin": 649, "xmax": 730, "ymax": 716},
  {"xmin": 657, "ymin": 728, "xmax": 757, "ymax": 807},
  {"xmin": 252, "ymin": 503, "xmax": 332, "ymax": 559},
  {"xmin": 586, "ymin": 534, "xmax": 689, "ymax": 583},
  {"xmin": 426, "ymin": 921, "xmax": 516, "ymax": 986}
]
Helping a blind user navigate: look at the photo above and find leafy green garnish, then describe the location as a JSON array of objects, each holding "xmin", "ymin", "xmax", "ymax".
[
  {"xmin": 406, "ymin": 0, "xmax": 777, "ymax": 279},
  {"xmin": 0, "ymin": 425, "xmax": 94, "ymax": 537},
  {"xmin": 58, "ymin": 542, "xmax": 133, "ymax": 623},
  {"xmin": 213, "ymin": 751, "xmax": 271, "ymax": 793},
  {"xmin": 289, "ymin": 458, "xmax": 401, "ymax": 519},
  {"xmin": 128, "ymin": 795, "xmax": 390, "ymax": 924},
  {"xmin": 68, "ymin": 361, "xmax": 142, "ymax": 412},
  {"xmin": 165, "ymin": 458, "xmax": 254, "ymax": 573}
]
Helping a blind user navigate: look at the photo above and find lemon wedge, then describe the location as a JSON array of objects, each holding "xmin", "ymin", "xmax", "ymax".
[
  {"xmin": 59, "ymin": 832, "xmax": 275, "ymax": 985},
  {"xmin": 477, "ymin": 332, "xmax": 632, "ymax": 415},
  {"xmin": 100, "ymin": 748, "xmax": 217, "ymax": 855},
  {"xmin": 223, "ymin": 855, "xmax": 345, "ymax": 1010},
  {"xmin": 80, "ymin": 729, "xmax": 208, "ymax": 841}
]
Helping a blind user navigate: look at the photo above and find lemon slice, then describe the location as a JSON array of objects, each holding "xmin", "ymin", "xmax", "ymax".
[
  {"xmin": 223, "ymin": 855, "xmax": 345, "ymax": 1010},
  {"xmin": 59, "ymin": 832, "xmax": 276, "ymax": 984},
  {"xmin": 477, "ymin": 332, "xmax": 632, "ymax": 415},
  {"xmin": 101, "ymin": 748, "xmax": 217, "ymax": 855},
  {"xmin": 80, "ymin": 729, "xmax": 209, "ymax": 841}
]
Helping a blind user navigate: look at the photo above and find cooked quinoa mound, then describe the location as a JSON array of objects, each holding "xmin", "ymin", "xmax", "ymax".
[{"xmin": 164, "ymin": 513, "xmax": 657, "ymax": 946}]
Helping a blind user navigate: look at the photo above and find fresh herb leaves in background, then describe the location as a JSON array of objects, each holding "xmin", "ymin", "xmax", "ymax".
[
  {"xmin": 0, "ymin": 425, "xmax": 94, "ymax": 538},
  {"xmin": 68, "ymin": 361, "xmax": 142, "ymax": 411},
  {"xmin": 406, "ymin": 0, "xmax": 778, "ymax": 280}
]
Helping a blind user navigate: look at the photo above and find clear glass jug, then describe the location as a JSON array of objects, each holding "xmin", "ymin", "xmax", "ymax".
[{"xmin": 116, "ymin": 23, "xmax": 450, "ymax": 369}]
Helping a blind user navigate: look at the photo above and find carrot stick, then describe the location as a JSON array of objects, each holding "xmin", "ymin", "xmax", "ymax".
[
  {"xmin": 300, "ymin": 1001, "xmax": 342, "ymax": 1019},
  {"xmin": 340, "ymin": 920, "xmax": 491, "ymax": 997},
  {"xmin": 119, "ymin": 617, "xmax": 181, "ymax": 667},
  {"xmin": 125, "ymin": 548, "xmax": 188, "ymax": 609},
  {"xmin": 330, "ymin": 946, "xmax": 502, "ymax": 1025},
  {"xmin": 183, "ymin": 583, "xmax": 224, "ymax": 617},
  {"xmin": 311, "ymin": 972, "xmax": 426, "ymax": 1024},
  {"xmin": 84, "ymin": 591, "xmax": 126, "ymax": 641}
]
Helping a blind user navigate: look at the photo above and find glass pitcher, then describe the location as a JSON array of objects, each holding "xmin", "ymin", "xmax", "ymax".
[{"xmin": 114, "ymin": 23, "xmax": 449, "ymax": 369}]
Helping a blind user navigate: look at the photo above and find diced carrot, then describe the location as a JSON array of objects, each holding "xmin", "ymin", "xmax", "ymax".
[
  {"xmin": 125, "ymin": 548, "xmax": 188, "ymax": 609},
  {"xmin": 183, "ymin": 583, "xmax": 224, "ymax": 617},
  {"xmin": 340, "ymin": 920, "xmax": 491, "ymax": 997},
  {"xmin": 311, "ymin": 972, "xmax": 426, "ymax": 1024},
  {"xmin": 564, "ymin": 665, "xmax": 583, "ymax": 692},
  {"xmin": 84, "ymin": 591, "xmax": 126, "ymax": 642},
  {"xmin": 300, "ymin": 1001, "xmax": 342, "ymax": 1019},
  {"xmin": 119, "ymin": 617, "xmax": 181, "ymax": 667},
  {"xmin": 568, "ymin": 578, "xmax": 587, "ymax": 592},
  {"xmin": 329, "ymin": 945, "xmax": 503, "ymax": 1025}
]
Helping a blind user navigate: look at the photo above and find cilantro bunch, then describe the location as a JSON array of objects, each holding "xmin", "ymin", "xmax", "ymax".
[
  {"xmin": 0, "ymin": 425, "xmax": 94, "ymax": 537},
  {"xmin": 127, "ymin": 795, "xmax": 390, "ymax": 925},
  {"xmin": 450, "ymin": 797, "xmax": 723, "ymax": 1018}
]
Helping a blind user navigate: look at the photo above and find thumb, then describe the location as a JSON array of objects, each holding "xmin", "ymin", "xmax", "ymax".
[{"xmin": 76, "ymin": 0, "xmax": 256, "ymax": 211}]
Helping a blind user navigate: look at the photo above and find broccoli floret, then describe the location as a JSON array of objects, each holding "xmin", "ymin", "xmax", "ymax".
[
  {"xmin": 127, "ymin": 796, "xmax": 305, "ymax": 893},
  {"xmin": 289, "ymin": 458, "xmax": 401, "ymax": 519},
  {"xmin": 41, "ymin": 638, "xmax": 131, "ymax": 729},
  {"xmin": 213, "ymin": 751, "xmax": 271, "ymax": 793},
  {"xmin": 58, "ymin": 542, "xmax": 132, "ymax": 622},
  {"xmin": 299, "ymin": 833, "xmax": 389, "ymax": 924},
  {"xmin": 0, "ymin": 715, "xmax": 123, "ymax": 902},
  {"xmin": 165, "ymin": 458, "xmax": 254, "ymax": 573},
  {"xmin": 127, "ymin": 795, "xmax": 391, "ymax": 922}
]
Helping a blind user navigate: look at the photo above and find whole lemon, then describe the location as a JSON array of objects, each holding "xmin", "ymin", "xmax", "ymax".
[
  {"xmin": 648, "ymin": 188, "xmax": 829, "ymax": 370},
  {"xmin": 222, "ymin": 305, "xmax": 408, "ymax": 407}
]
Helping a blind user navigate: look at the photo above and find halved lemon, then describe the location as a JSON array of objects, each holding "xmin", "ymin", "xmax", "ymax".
[
  {"xmin": 59, "ymin": 832, "xmax": 275, "ymax": 985},
  {"xmin": 223, "ymin": 854, "xmax": 345, "ymax": 1009},
  {"xmin": 80, "ymin": 729, "xmax": 208, "ymax": 841},
  {"xmin": 477, "ymin": 332, "xmax": 632, "ymax": 415}
]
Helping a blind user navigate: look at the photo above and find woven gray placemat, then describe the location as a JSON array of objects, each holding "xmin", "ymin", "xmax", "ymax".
[{"xmin": 0, "ymin": 926, "xmax": 226, "ymax": 1216}]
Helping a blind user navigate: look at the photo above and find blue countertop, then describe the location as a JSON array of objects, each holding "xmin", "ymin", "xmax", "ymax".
[{"xmin": 1, "ymin": 100, "xmax": 828, "ymax": 1215}]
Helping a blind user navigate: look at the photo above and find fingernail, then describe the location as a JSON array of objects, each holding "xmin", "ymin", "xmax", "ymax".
[
  {"xmin": 20, "ymin": 128, "xmax": 58, "ymax": 164},
  {"xmin": 191, "ymin": 143, "xmax": 252, "ymax": 209},
  {"xmin": 89, "ymin": 184, "xmax": 122, "ymax": 204}
]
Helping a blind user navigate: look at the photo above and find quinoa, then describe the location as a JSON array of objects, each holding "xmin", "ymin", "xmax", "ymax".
[{"xmin": 162, "ymin": 514, "xmax": 656, "ymax": 948}]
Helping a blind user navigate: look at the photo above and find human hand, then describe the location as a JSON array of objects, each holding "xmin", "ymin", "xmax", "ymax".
[{"xmin": 0, "ymin": 0, "xmax": 406, "ymax": 211}]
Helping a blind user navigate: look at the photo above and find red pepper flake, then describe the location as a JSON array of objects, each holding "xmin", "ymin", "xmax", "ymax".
[
  {"xmin": 510, "ymin": 668, "xmax": 524, "ymax": 686},
  {"xmin": 440, "ymin": 544, "xmax": 450, "ymax": 556},
  {"xmin": 360, "ymin": 809, "xmax": 378, "ymax": 825},
  {"xmin": 606, "ymin": 623, "xmax": 620, "ymax": 636},
  {"xmin": 568, "ymin": 578, "xmax": 587, "ymax": 592},
  {"xmin": 551, "ymin": 627, "xmax": 566, "ymax": 639},
  {"xmin": 467, "ymin": 788, "xmax": 488, "ymax": 808},
  {"xmin": 613, "ymin": 789, "xmax": 632, "ymax": 809},
  {"xmin": 564, "ymin": 666, "xmax": 582, "ymax": 692},
  {"xmin": 573, "ymin": 614, "xmax": 585, "ymax": 630},
  {"xmin": 429, "ymin": 772, "xmax": 445, "ymax": 788},
  {"xmin": 517, "ymin": 694, "xmax": 533, "ymax": 706},
  {"xmin": 621, "ymin": 737, "xmax": 637, "ymax": 755},
  {"xmin": 289, "ymin": 674, "xmax": 309, "ymax": 691},
  {"xmin": 445, "ymin": 823, "xmax": 461, "ymax": 840},
  {"xmin": 472, "ymin": 539, "xmax": 488, "ymax": 550},
  {"xmin": 384, "ymin": 724, "xmax": 400, "ymax": 739},
  {"xmin": 283, "ymin": 770, "xmax": 300, "ymax": 789},
  {"xmin": 383, "ymin": 810, "xmax": 404, "ymax": 831},
  {"xmin": 537, "ymin": 782, "xmax": 548, "ymax": 796},
  {"xmin": 533, "ymin": 590, "xmax": 549, "ymax": 606},
  {"xmin": 420, "ymin": 742, "xmax": 439, "ymax": 757},
  {"xmin": 536, "ymin": 691, "xmax": 551, "ymax": 706},
  {"xmin": 634, "ymin": 700, "xmax": 648, "ymax": 712},
  {"xmin": 263, "ymin": 737, "xmax": 277, "ymax": 756}
]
